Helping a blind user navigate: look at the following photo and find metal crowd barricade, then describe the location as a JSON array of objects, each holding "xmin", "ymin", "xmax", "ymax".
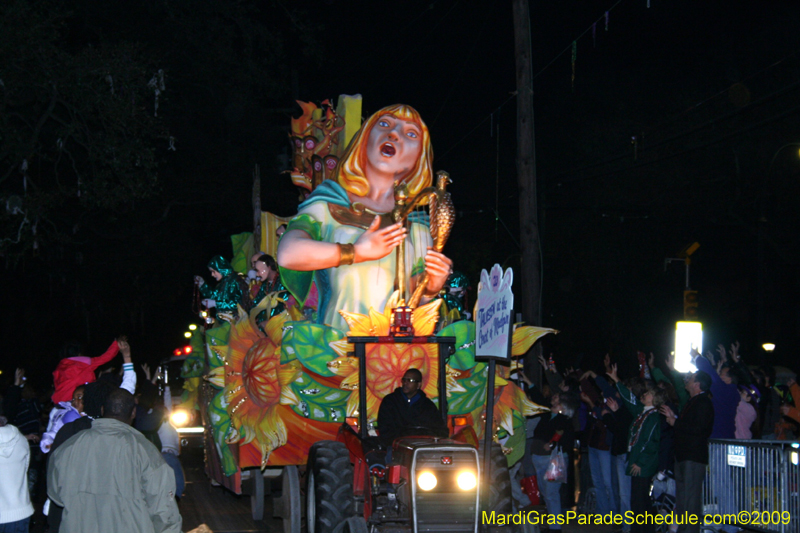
[{"xmin": 702, "ymin": 439, "xmax": 800, "ymax": 533}]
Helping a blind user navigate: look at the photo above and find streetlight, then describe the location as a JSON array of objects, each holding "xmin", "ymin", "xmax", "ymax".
[
  {"xmin": 762, "ymin": 343, "xmax": 775, "ymax": 352},
  {"xmin": 675, "ymin": 321, "xmax": 702, "ymax": 372}
]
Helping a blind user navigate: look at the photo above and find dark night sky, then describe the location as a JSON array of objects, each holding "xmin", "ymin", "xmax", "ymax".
[{"xmin": 2, "ymin": 0, "xmax": 800, "ymax": 389}]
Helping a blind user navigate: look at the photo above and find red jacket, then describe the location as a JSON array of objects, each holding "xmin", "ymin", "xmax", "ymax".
[{"xmin": 51, "ymin": 341, "xmax": 119, "ymax": 403}]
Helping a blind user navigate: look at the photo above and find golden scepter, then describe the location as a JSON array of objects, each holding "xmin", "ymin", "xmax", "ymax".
[{"xmin": 408, "ymin": 171, "xmax": 455, "ymax": 308}]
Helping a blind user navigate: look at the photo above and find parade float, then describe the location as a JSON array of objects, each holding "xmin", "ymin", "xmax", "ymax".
[{"xmin": 182, "ymin": 95, "xmax": 554, "ymax": 522}]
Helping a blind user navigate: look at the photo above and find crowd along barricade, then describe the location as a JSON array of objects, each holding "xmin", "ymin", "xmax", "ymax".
[{"xmin": 702, "ymin": 439, "xmax": 800, "ymax": 533}]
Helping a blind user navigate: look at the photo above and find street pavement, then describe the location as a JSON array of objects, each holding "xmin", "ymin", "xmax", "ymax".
[{"xmin": 180, "ymin": 448, "xmax": 283, "ymax": 533}]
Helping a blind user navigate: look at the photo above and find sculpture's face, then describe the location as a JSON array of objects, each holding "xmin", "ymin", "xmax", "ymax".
[{"xmin": 365, "ymin": 115, "xmax": 422, "ymax": 181}]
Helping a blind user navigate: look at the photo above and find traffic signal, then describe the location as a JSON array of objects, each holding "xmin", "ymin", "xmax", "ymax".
[{"xmin": 683, "ymin": 290, "xmax": 698, "ymax": 320}]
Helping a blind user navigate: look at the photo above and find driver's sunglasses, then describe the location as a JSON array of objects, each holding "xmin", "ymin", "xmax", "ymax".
[{"xmin": 401, "ymin": 378, "xmax": 420, "ymax": 383}]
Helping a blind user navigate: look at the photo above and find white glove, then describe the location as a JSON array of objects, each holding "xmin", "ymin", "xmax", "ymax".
[
  {"xmin": 194, "ymin": 275, "xmax": 205, "ymax": 287},
  {"xmin": 247, "ymin": 270, "xmax": 258, "ymax": 281},
  {"xmin": 202, "ymin": 299, "xmax": 216, "ymax": 308}
]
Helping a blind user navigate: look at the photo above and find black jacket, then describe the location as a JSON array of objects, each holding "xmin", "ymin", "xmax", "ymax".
[
  {"xmin": 377, "ymin": 389, "xmax": 446, "ymax": 447},
  {"xmin": 531, "ymin": 412, "xmax": 575, "ymax": 456},
  {"xmin": 603, "ymin": 406, "xmax": 634, "ymax": 457},
  {"xmin": 674, "ymin": 392, "xmax": 714, "ymax": 464}
]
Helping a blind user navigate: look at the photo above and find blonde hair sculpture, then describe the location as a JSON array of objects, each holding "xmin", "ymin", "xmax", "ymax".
[{"xmin": 335, "ymin": 104, "xmax": 434, "ymax": 201}]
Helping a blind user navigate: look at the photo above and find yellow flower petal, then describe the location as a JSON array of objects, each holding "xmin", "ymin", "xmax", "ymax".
[
  {"xmin": 328, "ymin": 356, "xmax": 358, "ymax": 378},
  {"xmin": 340, "ymin": 371, "xmax": 361, "ymax": 391},
  {"xmin": 364, "ymin": 388, "xmax": 382, "ymax": 424},
  {"xmin": 384, "ymin": 291, "xmax": 403, "ymax": 314},
  {"xmin": 329, "ymin": 338, "xmax": 352, "ymax": 359},
  {"xmin": 494, "ymin": 402, "xmax": 515, "ymax": 436},
  {"xmin": 369, "ymin": 308, "xmax": 391, "ymax": 336},
  {"xmin": 345, "ymin": 391, "xmax": 359, "ymax": 417},
  {"xmin": 338, "ymin": 310, "xmax": 373, "ymax": 336},
  {"xmin": 411, "ymin": 298, "xmax": 442, "ymax": 336},
  {"xmin": 511, "ymin": 325, "xmax": 558, "ymax": 356},
  {"xmin": 258, "ymin": 407, "xmax": 288, "ymax": 453},
  {"xmin": 277, "ymin": 363, "xmax": 302, "ymax": 406},
  {"xmin": 206, "ymin": 367, "xmax": 225, "ymax": 388},
  {"xmin": 446, "ymin": 373, "xmax": 466, "ymax": 396},
  {"xmin": 287, "ymin": 305, "xmax": 305, "ymax": 322},
  {"xmin": 264, "ymin": 311, "xmax": 288, "ymax": 345}
]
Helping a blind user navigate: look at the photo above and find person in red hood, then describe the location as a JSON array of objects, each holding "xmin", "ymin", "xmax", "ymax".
[{"xmin": 51, "ymin": 339, "xmax": 120, "ymax": 404}]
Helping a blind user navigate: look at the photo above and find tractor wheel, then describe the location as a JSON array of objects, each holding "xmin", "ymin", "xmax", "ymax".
[
  {"xmin": 306, "ymin": 441, "xmax": 355, "ymax": 533},
  {"xmin": 333, "ymin": 517, "xmax": 368, "ymax": 533},
  {"xmin": 486, "ymin": 444, "xmax": 513, "ymax": 514}
]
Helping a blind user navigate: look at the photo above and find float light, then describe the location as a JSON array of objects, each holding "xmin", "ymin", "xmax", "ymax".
[
  {"xmin": 173, "ymin": 348, "xmax": 182, "ymax": 357},
  {"xmin": 170, "ymin": 409, "xmax": 190, "ymax": 427},
  {"xmin": 183, "ymin": 346, "xmax": 192, "ymax": 355},
  {"xmin": 762, "ymin": 343, "xmax": 776, "ymax": 352},
  {"xmin": 675, "ymin": 321, "xmax": 702, "ymax": 373},
  {"xmin": 189, "ymin": 324, "xmax": 197, "ymax": 331},
  {"xmin": 183, "ymin": 331, "xmax": 192, "ymax": 338}
]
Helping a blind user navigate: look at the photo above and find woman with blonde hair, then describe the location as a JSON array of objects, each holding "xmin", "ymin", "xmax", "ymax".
[{"xmin": 277, "ymin": 104, "xmax": 452, "ymax": 331}]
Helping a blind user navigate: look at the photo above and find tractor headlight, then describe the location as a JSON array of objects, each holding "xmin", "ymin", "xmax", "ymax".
[
  {"xmin": 170, "ymin": 409, "xmax": 190, "ymax": 428},
  {"xmin": 457, "ymin": 471, "xmax": 477, "ymax": 491},
  {"xmin": 417, "ymin": 471, "xmax": 437, "ymax": 491}
]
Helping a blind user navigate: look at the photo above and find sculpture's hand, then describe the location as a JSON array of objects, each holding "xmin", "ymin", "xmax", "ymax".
[
  {"xmin": 423, "ymin": 248, "xmax": 453, "ymax": 294},
  {"xmin": 353, "ymin": 216, "xmax": 406, "ymax": 263}
]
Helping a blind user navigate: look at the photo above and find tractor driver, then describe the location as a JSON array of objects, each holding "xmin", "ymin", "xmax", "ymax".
[{"xmin": 377, "ymin": 368, "xmax": 447, "ymax": 449}]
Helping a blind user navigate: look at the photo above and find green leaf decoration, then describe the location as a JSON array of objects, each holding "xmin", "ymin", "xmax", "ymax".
[
  {"xmin": 448, "ymin": 363, "xmax": 488, "ymax": 414},
  {"xmin": 504, "ymin": 410, "xmax": 527, "ymax": 467},
  {"xmin": 205, "ymin": 321, "xmax": 231, "ymax": 348},
  {"xmin": 289, "ymin": 371, "xmax": 349, "ymax": 423},
  {"xmin": 209, "ymin": 389, "xmax": 238, "ymax": 476},
  {"xmin": 281, "ymin": 322, "xmax": 344, "ymax": 374},
  {"xmin": 207, "ymin": 344, "xmax": 227, "ymax": 370},
  {"xmin": 439, "ymin": 321, "xmax": 477, "ymax": 371},
  {"xmin": 230, "ymin": 232, "xmax": 254, "ymax": 275}
]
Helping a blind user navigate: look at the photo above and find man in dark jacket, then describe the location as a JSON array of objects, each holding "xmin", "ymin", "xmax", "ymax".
[
  {"xmin": 377, "ymin": 369, "xmax": 446, "ymax": 448},
  {"xmin": 660, "ymin": 370, "xmax": 714, "ymax": 533}
]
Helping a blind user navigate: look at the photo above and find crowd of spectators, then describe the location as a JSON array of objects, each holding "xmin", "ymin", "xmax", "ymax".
[
  {"xmin": 0, "ymin": 338, "xmax": 183, "ymax": 533},
  {"xmin": 515, "ymin": 343, "xmax": 796, "ymax": 533}
]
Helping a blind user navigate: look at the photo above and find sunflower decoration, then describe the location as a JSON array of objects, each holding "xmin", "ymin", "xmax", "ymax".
[
  {"xmin": 221, "ymin": 301, "xmax": 302, "ymax": 467},
  {"xmin": 326, "ymin": 291, "xmax": 458, "ymax": 425}
]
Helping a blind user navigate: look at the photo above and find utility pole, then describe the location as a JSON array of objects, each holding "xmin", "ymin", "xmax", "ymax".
[{"xmin": 512, "ymin": 0, "xmax": 543, "ymax": 387}]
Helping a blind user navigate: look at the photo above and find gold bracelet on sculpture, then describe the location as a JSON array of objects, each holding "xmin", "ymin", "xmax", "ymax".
[{"xmin": 338, "ymin": 243, "xmax": 355, "ymax": 266}]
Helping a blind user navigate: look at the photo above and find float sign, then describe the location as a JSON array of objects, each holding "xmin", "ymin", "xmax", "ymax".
[{"xmin": 475, "ymin": 264, "xmax": 514, "ymax": 360}]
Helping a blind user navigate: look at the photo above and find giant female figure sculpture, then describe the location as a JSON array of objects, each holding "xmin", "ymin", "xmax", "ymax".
[{"xmin": 277, "ymin": 104, "xmax": 453, "ymax": 331}]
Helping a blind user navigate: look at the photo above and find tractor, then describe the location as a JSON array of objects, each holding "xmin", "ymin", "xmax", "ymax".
[{"xmin": 274, "ymin": 326, "xmax": 514, "ymax": 533}]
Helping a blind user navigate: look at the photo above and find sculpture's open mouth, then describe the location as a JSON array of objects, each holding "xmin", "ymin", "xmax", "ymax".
[{"xmin": 381, "ymin": 142, "xmax": 396, "ymax": 157}]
